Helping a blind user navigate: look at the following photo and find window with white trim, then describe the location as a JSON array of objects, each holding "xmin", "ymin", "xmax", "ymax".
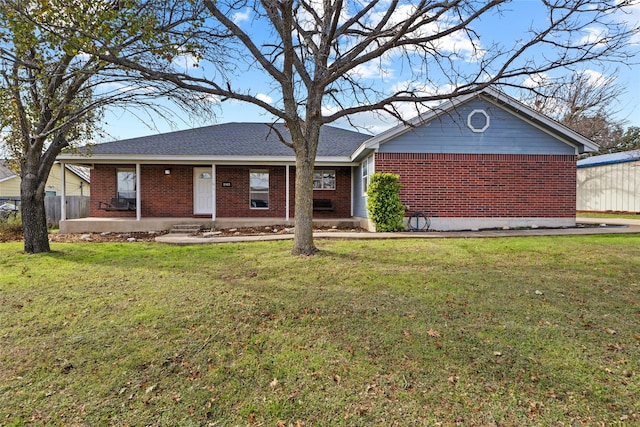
[
  {"xmin": 116, "ymin": 168, "xmax": 136, "ymax": 199},
  {"xmin": 313, "ymin": 170, "xmax": 336, "ymax": 190},
  {"xmin": 249, "ymin": 169, "xmax": 269, "ymax": 209},
  {"xmin": 362, "ymin": 155, "xmax": 373, "ymax": 195}
]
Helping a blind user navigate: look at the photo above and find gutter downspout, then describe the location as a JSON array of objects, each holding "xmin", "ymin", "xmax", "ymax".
[
  {"xmin": 212, "ymin": 164, "xmax": 216, "ymax": 221},
  {"xmin": 286, "ymin": 164, "xmax": 290, "ymax": 221}
]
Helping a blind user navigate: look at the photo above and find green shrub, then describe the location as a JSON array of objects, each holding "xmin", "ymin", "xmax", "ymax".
[{"xmin": 366, "ymin": 172, "xmax": 406, "ymax": 232}]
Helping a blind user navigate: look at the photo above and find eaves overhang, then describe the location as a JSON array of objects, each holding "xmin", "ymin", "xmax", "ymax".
[{"xmin": 56, "ymin": 154, "xmax": 359, "ymax": 167}]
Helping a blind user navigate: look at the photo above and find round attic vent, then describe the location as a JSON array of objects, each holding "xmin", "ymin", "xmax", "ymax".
[{"xmin": 467, "ymin": 109, "xmax": 490, "ymax": 133}]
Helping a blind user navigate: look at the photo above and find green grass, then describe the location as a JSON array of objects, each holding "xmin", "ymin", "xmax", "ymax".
[{"xmin": 1, "ymin": 236, "xmax": 639, "ymax": 426}]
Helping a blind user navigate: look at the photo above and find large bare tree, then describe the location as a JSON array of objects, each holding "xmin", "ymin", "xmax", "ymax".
[
  {"xmin": 522, "ymin": 70, "xmax": 627, "ymax": 152},
  {"xmin": 95, "ymin": 0, "xmax": 638, "ymax": 255},
  {"xmin": 57, "ymin": 0, "xmax": 639, "ymax": 255},
  {"xmin": 0, "ymin": 0, "xmax": 212, "ymax": 253}
]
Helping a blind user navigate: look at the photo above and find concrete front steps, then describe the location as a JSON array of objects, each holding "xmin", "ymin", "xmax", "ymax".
[{"xmin": 168, "ymin": 224, "xmax": 203, "ymax": 234}]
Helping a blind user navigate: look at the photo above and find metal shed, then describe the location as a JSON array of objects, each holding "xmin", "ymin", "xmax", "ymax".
[{"xmin": 577, "ymin": 150, "xmax": 640, "ymax": 213}]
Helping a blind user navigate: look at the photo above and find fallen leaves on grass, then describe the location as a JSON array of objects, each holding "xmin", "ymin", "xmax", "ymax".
[{"xmin": 427, "ymin": 328, "xmax": 441, "ymax": 338}]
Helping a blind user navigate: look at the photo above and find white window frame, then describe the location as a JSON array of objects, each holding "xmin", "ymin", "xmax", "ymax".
[
  {"xmin": 467, "ymin": 109, "xmax": 490, "ymax": 133},
  {"xmin": 116, "ymin": 168, "xmax": 136, "ymax": 199},
  {"xmin": 362, "ymin": 155, "xmax": 373, "ymax": 196},
  {"xmin": 249, "ymin": 169, "xmax": 269, "ymax": 209},
  {"xmin": 313, "ymin": 169, "xmax": 336, "ymax": 190}
]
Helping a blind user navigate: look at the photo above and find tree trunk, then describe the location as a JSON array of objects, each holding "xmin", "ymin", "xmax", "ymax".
[
  {"xmin": 21, "ymin": 174, "xmax": 51, "ymax": 254},
  {"xmin": 292, "ymin": 151, "xmax": 317, "ymax": 255}
]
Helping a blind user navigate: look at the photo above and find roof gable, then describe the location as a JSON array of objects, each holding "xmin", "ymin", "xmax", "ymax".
[
  {"xmin": 376, "ymin": 97, "xmax": 576, "ymax": 155},
  {"xmin": 354, "ymin": 87, "xmax": 598, "ymax": 159}
]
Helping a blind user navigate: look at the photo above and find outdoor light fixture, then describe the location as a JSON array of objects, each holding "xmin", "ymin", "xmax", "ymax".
[{"xmin": 164, "ymin": 168, "xmax": 171, "ymax": 175}]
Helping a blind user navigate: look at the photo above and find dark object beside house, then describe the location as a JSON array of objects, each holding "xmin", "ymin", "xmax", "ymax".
[
  {"xmin": 313, "ymin": 199, "xmax": 334, "ymax": 212},
  {"xmin": 98, "ymin": 197, "xmax": 136, "ymax": 211}
]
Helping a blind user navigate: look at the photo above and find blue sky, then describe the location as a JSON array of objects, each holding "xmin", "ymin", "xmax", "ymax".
[{"xmin": 99, "ymin": 1, "xmax": 640, "ymax": 143}]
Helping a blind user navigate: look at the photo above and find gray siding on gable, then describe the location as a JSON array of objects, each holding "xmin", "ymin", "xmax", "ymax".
[{"xmin": 377, "ymin": 99, "xmax": 575, "ymax": 155}]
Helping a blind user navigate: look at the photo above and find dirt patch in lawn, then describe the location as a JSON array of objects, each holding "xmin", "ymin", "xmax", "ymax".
[
  {"xmin": 0, "ymin": 225, "xmax": 366, "ymax": 243},
  {"xmin": 193, "ymin": 225, "xmax": 366, "ymax": 238}
]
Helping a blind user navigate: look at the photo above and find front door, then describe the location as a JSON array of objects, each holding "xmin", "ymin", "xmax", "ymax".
[{"xmin": 194, "ymin": 167, "xmax": 213, "ymax": 215}]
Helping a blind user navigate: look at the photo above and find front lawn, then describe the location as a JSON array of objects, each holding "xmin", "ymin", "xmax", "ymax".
[{"xmin": 1, "ymin": 236, "xmax": 639, "ymax": 426}]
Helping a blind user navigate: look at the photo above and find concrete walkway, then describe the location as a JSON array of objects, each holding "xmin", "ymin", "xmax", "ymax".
[{"xmin": 155, "ymin": 217, "xmax": 640, "ymax": 245}]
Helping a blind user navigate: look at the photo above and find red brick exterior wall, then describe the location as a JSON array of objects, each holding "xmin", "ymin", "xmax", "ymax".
[
  {"xmin": 293, "ymin": 167, "xmax": 352, "ymax": 218},
  {"xmin": 90, "ymin": 164, "xmax": 352, "ymax": 218},
  {"xmin": 375, "ymin": 153, "xmax": 577, "ymax": 218},
  {"xmin": 90, "ymin": 165, "xmax": 194, "ymax": 218},
  {"xmin": 217, "ymin": 166, "xmax": 351, "ymax": 218},
  {"xmin": 216, "ymin": 166, "xmax": 289, "ymax": 218}
]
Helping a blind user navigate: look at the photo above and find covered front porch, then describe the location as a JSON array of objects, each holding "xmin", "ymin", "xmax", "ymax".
[{"xmin": 59, "ymin": 217, "xmax": 362, "ymax": 234}]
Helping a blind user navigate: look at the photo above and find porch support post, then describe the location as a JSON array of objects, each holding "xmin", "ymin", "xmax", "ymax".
[
  {"xmin": 350, "ymin": 166, "xmax": 354, "ymax": 217},
  {"xmin": 60, "ymin": 162, "xmax": 66, "ymax": 221},
  {"xmin": 136, "ymin": 163, "xmax": 141, "ymax": 221},
  {"xmin": 285, "ymin": 164, "xmax": 290, "ymax": 221},
  {"xmin": 211, "ymin": 164, "xmax": 216, "ymax": 221}
]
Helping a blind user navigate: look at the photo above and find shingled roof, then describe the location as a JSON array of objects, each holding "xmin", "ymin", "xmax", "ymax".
[
  {"xmin": 83, "ymin": 123, "xmax": 370, "ymax": 158},
  {"xmin": 0, "ymin": 160, "xmax": 16, "ymax": 181}
]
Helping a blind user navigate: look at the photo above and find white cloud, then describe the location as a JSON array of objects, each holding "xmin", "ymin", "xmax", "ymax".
[
  {"xmin": 233, "ymin": 8, "xmax": 251, "ymax": 25},
  {"xmin": 368, "ymin": 4, "xmax": 486, "ymax": 63},
  {"xmin": 96, "ymin": 81, "xmax": 148, "ymax": 94},
  {"xmin": 297, "ymin": 0, "xmax": 351, "ymax": 30},
  {"xmin": 389, "ymin": 80, "xmax": 458, "ymax": 99},
  {"xmin": 172, "ymin": 52, "xmax": 200, "ymax": 71},
  {"xmin": 581, "ymin": 69, "xmax": 608, "ymax": 86},
  {"xmin": 349, "ymin": 60, "xmax": 394, "ymax": 79},
  {"xmin": 579, "ymin": 25, "xmax": 614, "ymax": 48},
  {"xmin": 190, "ymin": 93, "xmax": 221, "ymax": 104},
  {"xmin": 325, "ymin": 81, "xmax": 460, "ymax": 133},
  {"xmin": 523, "ymin": 73, "xmax": 551, "ymax": 89},
  {"xmin": 255, "ymin": 93, "xmax": 273, "ymax": 104},
  {"xmin": 616, "ymin": 0, "xmax": 640, "ymax": 44}
]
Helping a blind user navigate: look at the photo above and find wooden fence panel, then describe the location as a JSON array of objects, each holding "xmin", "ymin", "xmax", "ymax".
[{"xmin": 45, "ymin": 196, "xmax": 90, "ymax": 227}]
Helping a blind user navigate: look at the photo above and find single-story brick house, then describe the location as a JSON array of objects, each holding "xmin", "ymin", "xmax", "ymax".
[
  {"xmin": 577, "ymin": 149, "xmax": 640, "ymax": 213},
  {"xmin": 57, "ymin": 87, "xmax": 597, "ymax": 233}
]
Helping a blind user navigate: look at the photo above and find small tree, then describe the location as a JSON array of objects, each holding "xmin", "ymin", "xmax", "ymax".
[
  {"xmin": 0, "ymin": 1, "xmax": 210, "ymax": 253},
  {"xmin": 366, "ymin": 173, "xmax": 405, "ymax": 232}
]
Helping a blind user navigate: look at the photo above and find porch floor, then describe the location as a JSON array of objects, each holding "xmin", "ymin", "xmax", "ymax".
[{"xmin": 59, "ymin": 217, "xmax": 363, "ymax": 234}]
